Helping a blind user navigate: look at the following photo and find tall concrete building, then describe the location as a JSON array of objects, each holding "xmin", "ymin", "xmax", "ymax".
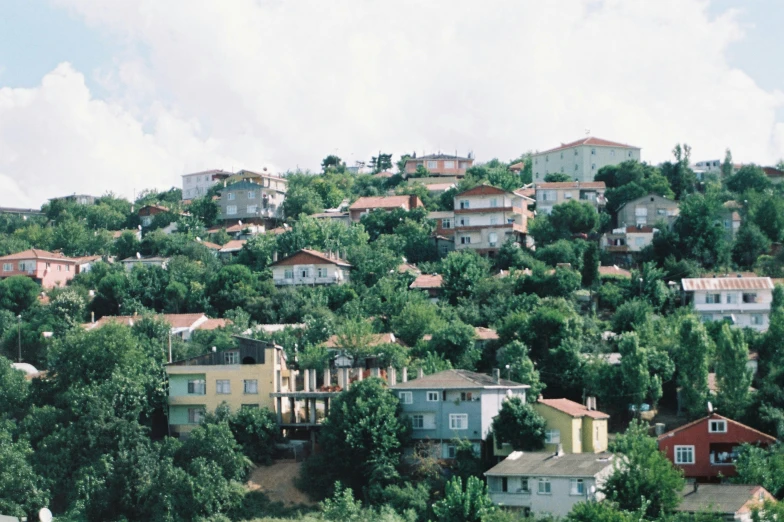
[{"xmin": 531, "ymin": 137, "xmax": 641, "ymax": 183}]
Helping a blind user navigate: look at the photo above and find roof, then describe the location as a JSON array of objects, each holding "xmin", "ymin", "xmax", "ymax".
[
  {"xmin": 681, "ymin": 276, "xmax": 774, "ymax": 291},
  {"xmin": 323, "ymin": 332, "xmax": 402, "ymax": 349},
  {"xmin": 537, "ymin": 398, "xmax": 610, "ymax": 419},
  {"xmin": 410, "ymin": 273, "xmax": 443, "ymax": 289},
  {"xmin": 372, "ymin": 171, "xmax": 396, "ymax": 178},
  {"xmin": 207, "ymin": 223, "xmax": 264, "ymax": 234},
  {"xmin": 428, "ymin": 211, "xmax": 455, "ymax": 219},
  {"xmin": 137, "ymin": 204, "xmax": 171, "ymax": 213},
  {"xmin": 456, "ymin": 184, "xmax": 509, "ymax": 197},
  {"xmin": 676, "ymin": 484, "xmax": 773, "ymax": 515},
  {"xmin": 474, "ymin": 326, "xmax": 499, "ymax": 341},
  {"xmin": 310, "ymin": 212, "xmax": 350, "ymax": 219},
  {"xmin": 120, "ymin": 256, "xmax": 169, "ymax": 263},
  {"xmin": 349, "ymin": 195, "xmax": 421, "ymax": 210},
  {"xmin": 219, "ymin": 239, "xmax": 247, "ymax": 253},
  {"xmin": 198, "ymin": 318, "xmax": 231, "ymax": 330},
  {"xmin": 270, "ymin": 249, "xmax": 351, "ymax": 268},
  {"xmin": 200, "ymin": 241, "xmax": 222, "ymax": 250},
  {"xmin": 398, "ymin": 263, "xmax": 421, "ymax": 275},
  {"xmin": 535, "ymin": 137, "xmax": 640, "ymax": 155},
  {"xmin": 509, "ymin": 161, "xmax": 525, "ymax": 171},
  {"xmin": 485, "ymin": 451, "xmax": 615, "ymax": 478},
  {"xmin": 392, "ymin": 369, "xmax": 528, "ymax": 390},
  {"xmin": 763, "ymin": 166, "xmax": 784, "ymax": 178},
  {"xmin": 182, "ymin": 169, "xmax": 231, "ymax": 178},
  {"xmin": 658, "ymin": 413, "xmax": 776, "ymax": 443},
  {"xmin": 425, "ymin": 183, "xmax": 456, "ymax": 192},
  {"xmin": 407, "ymin": 153, "xmax": 472, "ymax": 161},
  {"xmin": 535, "ymin": 181, "xmax": 606, "ymax": 190},
  {"xmin": 598, "ymin": 265, "xmax": 632, "ymax": 278},
  {"xmin": 83, "ymin": 313, "xmax": 214, "ymax": 330},
  {"xmin": 73, "ymin": 255, "xmax": 102, "ymax": 263},
  {"xmin": 0, "ymin": 249, "xmax": 76, "ymax": 263},
  {"xmin": 513, "ymin": 188, "xmax": 536, "ymax": 199}
]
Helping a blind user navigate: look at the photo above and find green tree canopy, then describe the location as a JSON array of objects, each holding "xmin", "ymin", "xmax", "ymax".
[{"xmin": 491, "ymin": 396, "xmax": 546, "ymax": 451}]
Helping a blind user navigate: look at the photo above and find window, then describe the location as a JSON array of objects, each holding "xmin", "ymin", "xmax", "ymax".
[
  {"xmin": 564, "ymin": 192, "xmax": 573, "ymax": 199},
  {"xmin": 545, "ymin": 429, "xmax": 560, "ymax": 444},
  {"xmin": 595, "ymin": 425, "xmax": 600, "ymax": 445},
  {"xmin": 752, "ymin": 314, "xmax": 764, "ymax": 326},
  {"xmin": 459, "ymin": 200, "xmax": 470, "ymax": 209},
  {"xmin": 412, "ymin": 414, "xmax": 424, "ymax": 429},
  {"xmin": 458, "ymin": 217, "xmax": 470, "ymax": 226},
  {"xmin": 446, "ymin": 444, "xmax": 457, "ymax": 459},
  {"xmin": 490, "ymin": 198, "xmax": 498, "ymax": 208},
  {"xmin": 427, "ymin": 160, "xmax": 437, "ymax": 169},
  {"xmin": 226, "ymin": 205, "xmax": 237, "ymax": 215},
  {"xmin": 488, "ymin": 232, "xmax": 498, "ymax": 246},
  {"xmin": 709, "ymin": 420, "xmax": 727, "ymax": 433},
  {"xmin": 449, "ymin": 414, "xmax": 468, "ymax": 430},
  {"xmin": 460, "ymin": 236, "xmax": 471, "ymax": 245},
  {"xmin": 443, "ymin": 160, "xmax": 455, "ymax": 169},
  {"xmin": 634, "ymin": 237, "xmax": 645, "ymax": 247},
  {"xmin": 726, "ymin": 293, "xmax": 737, "ymax": 304},
  {"xmin": 657, "ymin": 208, "xmax": 667, "ymax": 216},
  {"xmin": 427, "ymin": 391, "xmax": 439, "ymax": 402},
  {"xmin": 398, "ymin": 392, "xmax": 413, "ymax": 404},
  {"xmin": 591, "ymin": 163, "xmax": 596, "ymax": 170},
  {"xmin": 241, "ymin": 404, "xmax": 259, "ymax": 409},
  {"xmin": 460, "ymin": 392, "xmax": 473, "ymax": 401},
  {"xmin": 247, "ymin": 205, "xmax": 258, "ymax": 214},
  {"xmin": 570, "ymin": 479, "xmax": 585, "ymax": 495},
  {"xmin": 2, "ymin": 263, "xmax": 12, "ymax": 272},
  {"xmin": 216, "ymin": 380, "xmax": 231, "ymax": 394},
  {"xmin": 539, "ymin": 190, "xmax": 556, "ymax": 202},
  {"xmin": 610, "ymin": 150, "xmax": 615, "ymax": 157},
  {"xmin": 442, "ymin": 218, "xmax": 452, "ymax": 229},
  {"xmin": 284, "ymin": 269, "xmax": 294, "ymax": 279},
  {"xmin": 560, "ymin": 167, "xmax": 564, "ymax": 173},
  {"xmin": 591, "ymin": 148, "xmax": 596, "ymax": 155},
  {"xmin": 224, "ymin": 351, "xmax": 239, "ymax": 364},
  {"xmin": 701, "ymin": 314, "xmax": 713, "ymax": 322},
  {"xmin": 317, "ymin": 267, "xmax": 328, "ymax": 278},
  {"xmin": 743, "ymin": 293, "xmax": 758, "ymax": 304},
  {"xmin": 628, "ymin": 151, "xmax": 633, "ymax": 158},
  {"xmin": 489, "ymin": 217, "xmax": 498, "ymax": 225},
  {"xmin": 227, "ymin": 192, "xmax": 236, "ymax": 200},
  {"xmin": 299, "ymin": 267, "xmax": 311, "ymax": 278},
  {"xmin": 501, "ymin": 477, "xmax": 508, "ymax": 492},
  {"xmin": 244, "ymin": 379, "xmax": 258, "ymax": 394},
  {"xmin": 706, "ymin": 293, "xmax": 721, "ymax": 304},
  {"xmin": 248, "ymin": 191, "xmax": 256, "ymax": 199},
  {"xmin": 724, "ymin": 220, "xmax": 731, "ymax": 229},
  {"xmin": 538, "ymin": 478, "xmax": 551, "ymax": 494},
  {"xmin": 187, "ymin": 379, "xmax": 206, "ymax": 395},
  {"xmin": 675, "ymin": 445, "xmax": 695, "ymax": 464},
  {"xmin": 188, "ymin": 408, "xmax": 205, "ymax": 424},
  {"xmin": 574, "ymin": 164, "xmax": 578, "ymax": 171},
  {"xmin": 520, "ymin": 478, "xmax": 530, "ymax": 492}
]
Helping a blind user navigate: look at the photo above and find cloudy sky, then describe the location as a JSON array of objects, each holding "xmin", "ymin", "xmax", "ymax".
[{"xmin": 0, "ymin": 0, "xmax": 782, "ymax": 207}]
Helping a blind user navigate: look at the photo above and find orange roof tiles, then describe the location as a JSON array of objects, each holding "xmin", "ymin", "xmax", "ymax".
[
  {"xmin": 537, "ymin": 137, "xmax": 639, "ymax": 155},
  {"xmin": 0, "ymin": 249, "xmax": 75, "ymax": 262},
  {"xmin": 410, "ymin": 274, "xmax": 443, "ymax": 289},
  {"xmin": 538, "ymin": 398, "xmax": 609, "ymax": 419}
]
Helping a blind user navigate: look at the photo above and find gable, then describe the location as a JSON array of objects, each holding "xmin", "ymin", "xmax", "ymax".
[
  {"xmin": 658, "ymin": 414, "xmax": 776, "ymax": 445},
  {"xmin": 271, "ymin": 250, "xmax": 348, "ymax": 267},
  {"xmin": 457, "ymin": 185, "xmax": 508, "ymax": 198}
]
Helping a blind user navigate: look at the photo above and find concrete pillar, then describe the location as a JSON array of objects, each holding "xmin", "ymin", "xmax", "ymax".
[
  {"xmin": 337, "ymin": 368, "xmax": 345, "ymax": 388},
  {"xmin": 356, "ymin": 368, "xmax": 364, "ymax": 382},
  {"xmin": 292, "ymin": 370, "xmax": 299, "ymax": 391},
  {"xmin": 304, "ymin": 369, "xmax": 311, "ymax": 392},
  {"xmin": 344, "ymin": 368, "xmax": 351, "ymax": 390},
  {"xmin": 418, "ymin": 367, "xmax": 424, "ymax": 379},
  {"xmin": 276, "ymin": 397, "xmax": 283, "ymax": 425},
  {"xmin": 309, "ymin": 399, "xmax": 317, "ymax": 424},
  {"xmin": 372, "ymin": 367, "xmax": 380, "ymax": 378},
  {"xmin": 402, "ymin": 367, "xmax": 408, "ymax": 382},
  {"xmin": 311, "ymin": 369, "xmax": 317, "ymax": 391},
  {"xmin": 289, "ymin": 397, "xmax": 296, "ymax": 424},
  {"xmin": 388, "ymin": 366, "xmax": 395, "ymax": 385},
  {"xmin": 325, "ymin": 397, "xmax": 330, "ymax": 418},
  {"xmin": 324, "ymin": 368, "xmax": 331, "ymax": 388},
  {"xmin": 304, "ymin": 398, "xmax": 310, "ymax": 423}
]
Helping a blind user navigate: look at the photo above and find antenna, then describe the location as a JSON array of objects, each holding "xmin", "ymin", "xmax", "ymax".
[
  {"xmin": 585, "ymin": 128, "xmax": 591, "ymax": 136},
  {"xmin": 238, "ymin": 220, "xmax": 243, "ymax": 226}
]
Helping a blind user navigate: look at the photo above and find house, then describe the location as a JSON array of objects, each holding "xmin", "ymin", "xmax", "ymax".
[
  {"xmin": 0, "ymin": 207, "xmax": 44, "ymax": 219},
  {"xmin": 165, "ymin": 337, "xmax": 289, "ymax": 438},
  {"xmin": 323, "ymin": 332, "xmax": 406, "ymax": 369},
  {"xmin": 0, "ymin": 249, "xmax": 78, "ymax": 288},
  {"xmin": 73, "ymin": 255, "xmax": 102, "ymax": 274},
  {"xmin": 120, "ymin": 255, "xmax": 170, "ymax": 271},
  {"xmin": 531, "ymin": 137, "xmax": 641, "ymax": 183},
  {"xmin": 453, "ymin": 185, "xmax": 530, "ymax": 256},
  {"xmin": 428, "ymin": 210, "xmax": 456, "ymax": 257},
  {"xmin": 206, "ymin": 222, "xmax": 265, "ymax": 239},
  {"xmin": 137, "ymin": 204, "xmax": 186, "ymax": 228},
  {"xmin": 83, "ymin": 313, "xmax": 229, "ymax": 341},
  {"xmin": 675, "ymin": 484, "xmax": 775, "ymax": 521},
  {"xmin": 218, "ymin": 239, "xmax": 246, "ymax": 258},
  {"xmin": 404, "ymin": 153, "xmax": 474, "ymax": 177},
  {"xmin": 410, "ymin": 273, "xmax": 443, "ymax": 301},
  {"xmin": 310, "ymin": 212, "xmax": 352, "ymax": 226},
  {"xmin": 616, "ymin": 193, "xmax": 679, "ymax": 228},
  {"xmin": 533, "ymin": 398, "xmax": 609, "ymax": 454},
  {"xmin": 601, "ymin": 226, "xmax": 658, "ymax": 261},
  {"xmin": 181, "ymin": 169, "xmax": 232, "ymax": 201},
  {"xmin": 423, "ymin": 327, "xmax": 498, "ymax": 353},
  {"xmin": 407, "ymin": 176, "xmax": 459, "ymax": 195},
  {"xmin": 391, "ymin": 369, "xmax": 529, "ymax": 459},
  {"xmin": 112, "ymin": 229, "xmax": 142, "ymax": 241},
  {"xmin": 49, "ymin": 194, "xmax": 96, "ymax": 205},
  {"xmin": 657, "ymin": 413, "xmax": 776, "ymax": 480},
  {"xmin": 509, "ymin": 161, "xmax": 525, "ymax": 173},
  {"xmin": 348, "ymin": 195, "xmax": 424, "ymax": 222},
  {"xmin": 484, "ymin": 450, "xmax": 615, "ymax": 517},
  {"xmin": 681, "ymin": 276, "xmax": 774, "ymax": 331},
  {"xmin": 218, "ymin": 170, "xmax": 288, "ymax": 225},
  {"xmin": 534, "ymin": 182, "xmax": 606, "ymax": 216},
  {"xmin": 763, "ymin": 166, "xmax": 784, "ymax": 184},
  {"xmin": 269, "ymin": 249, "xmax": 351, "ymax": 286}
]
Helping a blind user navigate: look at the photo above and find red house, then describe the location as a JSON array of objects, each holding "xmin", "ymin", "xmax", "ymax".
[{"xmin": 657, "ymin": 413, "xmax": 776, "ymax": 481}]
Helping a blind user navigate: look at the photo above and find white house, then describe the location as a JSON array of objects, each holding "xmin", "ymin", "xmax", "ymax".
[
  {"xmin": 485, "ymin": 451, "xmax": 615, "ymax": 518},
  {"xmin": 181, "ymin": 169, "xmax": 232, "ymax": 200},
  {"xmin": 269, "ymin": 249, "xmax": 351, "ymax": 286},
  {"xmin": 453, "ymin": 184, "xmax": 530, "ymax": 257},
  {"xmin": 120, "ymin": 256, "xmax": 170, "ymax": 271},
  {"xmin": 534, "ymin": 182, "xmax": 606, "ymax": 216},
  {"xmin": 682, "ymin": 276, "xmax": 774, "ymax": 331},
  {"xmin": 532, "ymin": 137, "xmax": 641, "ymax": 183}
]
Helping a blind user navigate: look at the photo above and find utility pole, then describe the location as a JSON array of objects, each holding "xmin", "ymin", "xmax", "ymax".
[{"xmin": 16, "ymin": 315, "xmax": 22, "ymax": 363}]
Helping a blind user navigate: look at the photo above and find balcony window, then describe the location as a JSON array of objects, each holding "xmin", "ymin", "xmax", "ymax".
[
  {"xmin": 216, "ymin": 380, "xmax": 231, "ymax": 394},
  {"xmin": 449, "ymin": 414, "xmax": 468, "ymax": 430},
  {"xmin": 726, "ymin": 293, "xmax": 737, "ymax": 304},
  {"xmin": 743, "ymin": 293, "xmax": 758, "ymax": 304},
  {"xmin": 752, "ymin": 314, "xmax": 764, "ymax": 325},
  {"xmin": 187, "ymin": 408, "xmax": 205, "ymax": 424},
  {"xmin": 247, "ymin": 205, "xmax": 258, "ymax": 214},
  {"xmin": 460, "ymin": 236, "xmax": 471, "ymax": 245},
  {"xmin": 317, "ymin": 267, "xmax": 328, "ymax": 278},
  {"xmin": 520, "ymin": 478, "xmax": 530, "ymax": 492},
  {"xmin": 244, "ymin": 379, "xmax": 258, "ymax": 394},
  {"xmin": 570, "ymin": 479, "xmax": 585, "ymax": 495},
  {"xmin": 441, "ymin": 218, "xmax": 452, "ymax": 229},
  {"xmin": 490, "ymin": 198, "xmax": 498, "ymax": 207},
  {"xmin": 545, "ymin": 429, "xmax": 560, "ymax": 444},
  {"xmin": 299, "ymin": 267, "xmax": 311, "ymax": 278},
  {"xmin": 709, "ymin": 420, "xmax": 727, "ymax": 433},
  {"xmin": 460, "ymin": 392, "xmax": 473, "ymax": 401},
  {"xmin": 248, "ymin": 191, "xmax": 256, "ymax": 199},
  {"xmin": 2, "ymin": 263, "xmax": 12, "ymax": 272},
  {"xmin": 187, "ymin": 379, "xmax": 206, "ymax": 395},
  {"xmin": 226, "ymin": 205, "xmax": 237, "ymax": 215},
  {"xmin": 489, "ymin": 232, "xmax": 498, "ymax": 247},
  {"xmin": 227, "ymin": 193, "xmax": 235, "ymax": 201},
  {"xmin": 459, "ymin": 200, "xmax": 470, "ymax": 209},
  {"xmin": 459, "ymin": 217, "xmax": 470, "ymax": 226},
  {"xmin": 224, "ymin": 351, "xmax": 239, "ymax": 364},
  {"xmin": 675, "ymin": 445, "xmax": 695, "ymax": 465},
  {"xmin": 398, "ymin": 392, "xmax": 412, "ymax": 404},
  {"xmin": 709, "ymin": 443, "xmax": 739, "ymax": 465},
  {"xmin": 706, "ymin": 293, "xmax": 721, "ymax": 304}
]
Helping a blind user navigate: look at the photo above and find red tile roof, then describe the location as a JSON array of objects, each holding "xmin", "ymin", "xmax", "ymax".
[
  {"xmin": 83, "ymin": 313, "xmax": 227, "ymax": 331},
  {"xmin": 410, "ymin": 274, "xmax": 443, "ymax": 289},
  {"xmin": 537, "ymin": 137, "xmax": 639, "ymax": 155},
  {"xmin": 0, "ymin": 249, "xmax": 75, "ymax": 262},
  {"xmin": 200, "ymin": 241, "xmax": 222, "ymax": 250},
  {"xmin": 538, "ymin": 398, "xmax": 609, "ymax": 419},
  {"xmin": 323, "ymin": 332, "xmax": 403, "ymax": 348},
  {"xmin": 474, "ymin": 326, "xmax": 499, "ymax": 340},
  {"xmin": 219, "ymin": 240, "xmax": 247, "ymax": 253},
  {"xmin": 270, "ymin": 249, "xmax": 351, "ymax": 268},
  {"xmin": 598, "ymin": 265, "xmax": 631, "ymax": 278},
  {"xmin": 456, "ymin": 184, "xmax": 509, "ymax": 197}
]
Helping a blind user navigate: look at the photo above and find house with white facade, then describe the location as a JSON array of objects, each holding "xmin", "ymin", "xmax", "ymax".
[
  {"xmin": 269, "ymin": 249, "xmax": 351, "ymax": 286},
  {"xmin": 534, "ymin": 182, "xmax": 606, "ymax": 216},
  {"xmin": 531, "ymin": 137, "xmax": 641, "ymax": 183},
  {"xmin": 601, "ymin": 226, "xmax": 658, "ymax": 263},
  {"xmin": 682, "ymin": 276, "xmax": 774, "ymax": 331},
  {"xmin": 485, "ymin": 451, "xmax": 615, "ymax": 517},
  {"xmin": 453, "ymin": 185, "xmax": 530, "ymax": 257},
  {"xmin": 181, "ymin": 169, "xmax": 232, "ymax": 200},
  {"xmin": 616, "ymin": 193, "xmax": 679, "ymax": 228}
]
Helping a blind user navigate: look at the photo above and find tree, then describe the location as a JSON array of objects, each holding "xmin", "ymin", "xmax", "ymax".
[
  {"xmin": 429, "ymin": 320, "xmax": 479, "ymax": 369},
  {"xmin": 721, "ymin": 148, "xmax": 734, "ymax": 178},
  {"xmin": 618, "ymin": 333, "xmax": 653, "ymax": 411},
  {"xmin": 673, "ymin": 193, "xmax": 730, "ymax": 268},
  {"xmin": 603, "ymin": 420, "xmax": 685, "ymax": 519},
  {"xmin": 733, "ymin": 222, "xmax": 771, "ymax": 268},
  {"xmin": 726, "ymin": 164, "xmax": 772, "ymax": 193},
  {"xmin": 0, "ymin": 275, "xmax": 40, "ymax": 315},
  {"xmin": 732, "ymin": 444, "xmax": 784, "ymax": 498},
  {"xmin": 321, "ymin": 482, "xmax": 364, "ymax": 522},
  {"xmin": 674, "ymin": 316, "xmax": 712, "ymax": 418},
  {"xmin": 227, "ymin": 406, "xmax": 280, "ymax": 465},
  {"xmin": 321, "ymin": 154, "xmax": 344, "ymax": 172},
  {"xmin": 596, "ymin": 160, "xmax": 673, "ymax": 215},
  {"xmin": 714, "ymin": 324, "xmax": 752, "ymax": 419},
  {"xmin": 369, "ymin": 153, "xmax": 393, "ymax": 173},
  {"xmin": 612, "ymin": 299, "xmax": 653, "ymax": 333},
  {"xmin": 566, "ymin": 501, "xmax": 636, "ymax": 522},
  {"xmin": 548, "ymin": 200, "xmax": 600, "ymax": 236},
  {"xmin": 432, "ymin": 476, "xmax": 495, "ymax": 522},
  {"xmin": 0, "ymin": 426, "xmax": 49, "ymax": 519},
  {"xmin": 496, "ymin": 341, "xmax": 545, "ymax": 400},
  {"xmin": 661, "ymin": 143, "xmax": 697, "ymax": 199},
  {"xmin": 543, "ymin": 172, "xmax": 571, "ymax": 182},
  {"xmin": 491, "ymin": 396, "xmax": 546, "ymax": 451},
  {"xmin": 114, "ymin": 230, "xmax": 142, "ymax": 260},
  {"xmin": 332, "ymin": 318, "xmax": 377, "ymax": 366},
  {"xmin": 0, "ymin": 355, "xmax": 30, "ymax": 420},
  {"xmin": 440, "ymin": 250, "xmax": 491, "ymax": 305},
  {"xmin": 581, "ymin": 243, "xmax": 599, "ymax": 288},
  {"xmin": 391, "ymin": 301, "xmax": 442, "ymax": 346}
]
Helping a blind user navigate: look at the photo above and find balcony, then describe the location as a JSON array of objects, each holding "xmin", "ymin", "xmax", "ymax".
[
  {"xmin": 488, "ymin": 491, "xmax": 532, "ymax": 507},
  {"xmin": 274, "ymin": 276, "xmax": 344, "ymax": 286}
]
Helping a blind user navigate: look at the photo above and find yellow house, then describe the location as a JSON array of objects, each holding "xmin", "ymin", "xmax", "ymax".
[
  {"xmin": 534, "ymin": 398, "xmax": 609, "ymax": 453},
  {"xmin": 166, "ymin": 337, "xmax": 290, "ymax": 437}
]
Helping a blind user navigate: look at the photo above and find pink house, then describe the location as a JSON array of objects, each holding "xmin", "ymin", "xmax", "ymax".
[{"xmin": 0, "ymin": 249, "xmax": 78, "ymax": 288}]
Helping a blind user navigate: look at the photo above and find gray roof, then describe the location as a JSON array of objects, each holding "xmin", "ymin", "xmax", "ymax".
[
  {"xmin": 485, "ymin": 451, "xmax": 615, "ymax": 478},
  {"xmin": 676, "ymin": 484, "xmax": 768, "ymax": 515},
  {"xmin": 681, "ymin": 276, "xmax": 773, "ymax": 291},
  {"xmin": 391, "ymin": 369, "xmax": 529, "ymax": 390}
]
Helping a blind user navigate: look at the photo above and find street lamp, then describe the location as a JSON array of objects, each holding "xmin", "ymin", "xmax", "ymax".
[
  {"xmin": 505, "ymin": 364, "xmax": 511, "ymax": 380},
  {"xmin": 16, "ymin": 314, "xmax": 21, "ymax": 363}
]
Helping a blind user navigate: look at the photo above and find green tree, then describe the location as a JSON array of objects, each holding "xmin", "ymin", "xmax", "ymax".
[
  {"xmin": 721, "ymin": 148, "xmax": 734, "ymax": 178},
  {"xmin": 603, "ymin": 420, "xmax": 685, "ymax": 519},
  {"xmin": 543, "ymin": 172, "xmax": 571, "ymax": 182},
  {"xmin": 227, "ymin": 406, "xmax": 280, "ymax": 465},
  {"xmin": 0, "ymin": 275, "xmax": 40, "ymax": 315},
  {"xmin": 432, "ymin": 476, "xmax": 495, "ymax": 522},
  {"xmin": 726, "ymin": 164, "xmax": 772, "ymax": 193},
  {"xmin": 441, "ymin": 250, "xmax": 491, "ymax": 305},
  {"xmin": 321, "ymin": 482, "xmax": 364, "ymax": 522},
  {"xmin": 732, "ymin": 444, "xmax": 784, "ymax": 497},
  {"xmin": 491, "ymin": 396, "xmax": 546, "ymax": 451},
  {"xmin": 581, "ymin": 242, "xmax": 599, "ymax": 288},
  {"xmin": 321, "ymin": 154, "xmax": 344, "ymax": 172},
  {"xmin": 714, "ymin": 324, "xmax": 752, "ymax": 419},
  {"xmin": 661, "ymin": 143, "xmax": 697, "ymax": 199},
  {"xmin": 429, "ymin": 320, "xmax": 479, "ymax": 369},
  {"xmin": 369, "ymin": 153, "xmax": 394, "ymax": 173},
  {"xmin": 549, "ymin": 200, "xmax": 600, "ymax": 236},
  {"xmin": 0, "ymin": 355, "xmax": 31, "ymax": 420},
  {"xmin": 0, "ymin": 426, "xmax": 49, "ymax": 519},
  {"xmin": 733, "ymin": 222, "xmax": 771, "ymax": 268},
  {"xmin": 332, "ymin": 318, "xmax": 377, "ymax": 366},
  {"xmin": 612, "ymin": 299, "xmax": 653, "ymax": 333},
  {"xmin": 566, "ymin": 501, "xmax": 636, "ymax": 522},
  {"xmin": 618, "ymin": 333, "xmax": 653, "ymax": 411},
  {"xmin": 496, "ymin": 341, "xmax": 545, "ymax": 400},
  {"xmin": 674, "ymin": 316, "xmax": 712, "ymax": 418},
  {"xmin": 391, "ymin": 301, "xmax": 441, "ymax": 346}
]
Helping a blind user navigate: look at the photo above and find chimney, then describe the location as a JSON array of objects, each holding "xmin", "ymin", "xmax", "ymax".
[
  {"xmin": 555, "ymin": 443, "xmax": 564, "ymax": 457},
  {"xmin": 417, "ymin": 367, "xmax": 424, "ymax": 379},
  {"xmin": 273, "ymin": 251, "xmax": 278, "ymax": 262},
  {"xmin": 493, "ymin": 368, "xmax": 500, "ymax": 384}
]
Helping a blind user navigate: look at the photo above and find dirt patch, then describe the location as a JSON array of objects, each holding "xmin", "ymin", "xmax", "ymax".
[{"xmin": 247, "ymin": 460, "xmax": 317, "ymax": 506}]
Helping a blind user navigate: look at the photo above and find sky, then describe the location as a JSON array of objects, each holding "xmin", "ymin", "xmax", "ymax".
[{"xmin": 0, "ymin": 0, "xmax": 782, "ymax": 207}]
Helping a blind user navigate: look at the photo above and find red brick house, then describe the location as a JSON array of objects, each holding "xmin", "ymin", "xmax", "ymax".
[
  {"xmin": 0, "ymin": 249, "xmax": 78, "ymax": 289},
  {"xmin": 657, "ymin": 413, "xmax": 776, "ymax": 481},
  {"xmin": 348, "ymin": 195, "xmax": 424, "ymax": 222}
]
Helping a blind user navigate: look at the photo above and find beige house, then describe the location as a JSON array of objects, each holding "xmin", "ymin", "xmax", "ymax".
[
  {"xmin": 270, "ymin": 249, "xmax": 351, "ymax": 286},
  {"xmin": 602, "ymin": 226, "xmax": 658, "ymax": 259},
  {"xmin": 616, "ymin": 193, "xmax": 679, "ymax": 228},
  {"xmin": 453, "ymin": 185, "xmax": 530, "ymax": 256},
  {"xmin": 532, "ymin": 137, "xmax": 641, "ymax": 183},
  {"xmin": 404, "ymin": 153, "xmax": 474, "ymax": 177},
  {"xmin": 181, "ymin": 169, "xmax": 231, "ymax": 201},
  {"xmin": 534, "ymin": 181, "xmax": 606, "ymax": 215}
]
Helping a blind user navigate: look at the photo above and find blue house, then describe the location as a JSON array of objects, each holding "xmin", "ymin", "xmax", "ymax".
[{"xmin": 391, "ymin": 369, "xmax": 529, "ymax": 459}]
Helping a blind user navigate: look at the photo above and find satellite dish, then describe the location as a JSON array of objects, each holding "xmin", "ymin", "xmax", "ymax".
[
  {"xmin": 39, "ymin": 508, "xmax": 53, "ymax": 522},
  {"xmin": 707, "ymin": 401, "xmax": 714, "ymax": 413},
  {"xmin": 196, "ymin": 237, "xmax": 202, "ymax": 242},
  {"xmin": 212, "ymin": 346, "xmax": 217, "ymax": 352},
  {"xmin": 138, "ymin": 224, "xmax": 142, "ymax": 230},
  {"xmin": 136, "ymin": 252, "xmax": 141, "ymax": 259},
  {"xmin": 238, "ymin": 220, "xmax": 243, "ymax": 226}
]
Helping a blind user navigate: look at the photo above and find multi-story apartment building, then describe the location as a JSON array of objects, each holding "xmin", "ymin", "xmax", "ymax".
[
  {"xmin": 49, "ymin": 194, "xmax": 96, "ymax": 206},
  {"xmin": 682, "ymin": 276, "xmax": 774, "ymax": 331},
  {"xmin": 181, "ymin": 169, "xmax": 232, "ymax": 200},
  {"xmin": 453, "ymin": 185, "xmax": 530, "ymax": 256},
  {"xmin": 218, "ymin": 171, "xmax": 288, "ymax": 225},
  {"xmin": 0, "ymin": 249, "xmax": 77, "ymax": 288},
  {"xmin": 404, "ymin": 153, "xmax": 474, "ymax": 177},
  {"xmin": 269, "ymin": 249, "xmax": 351, "ymax": 286},
  {"xmin": 534, "ymin": 182, "xmax": 606, "ymax": 215},
  {"xmin": 616, "ymin": 193, "xmax": 679, "ymax": 227},
  {"xmin": 531, "ymin": 137, "xmax": 641, "ymax": 183},
  {"xmin": 166, "ymin": 337, "xmax": 289, "ymax": 438}
]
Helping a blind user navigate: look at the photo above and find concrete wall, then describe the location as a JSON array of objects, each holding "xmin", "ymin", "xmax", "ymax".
[
  {"xmin": 271, "ymin": 263, "xmax": 350, "ymax": 286},
  {"xmin": 487, "ymin": 475, "xmax": 602, "ymax": 517},
  {"xmin": 533, "ymin": 145, "xmax": 640, "ymax": 183},
  {"xmin": 533, "ymin": 404, "xmax": 581, "ymax": 453},
  {"xmin": 617, "ymin": 194, "xmax": 678, "ymax": 228},
  {"xmin": 0, "ymin": 259, "xmax": 76, "ymax": 289},
  {"xmin": 582, "ymin": 418, "xmax": 608, "ymax": 453},
  {"xmin": 691, "ymin": 289, "xmax": 772, "ymax": 331},
  {"xmin": 398, "ymin": 388, "xmax": 484, "ymax": 443}
]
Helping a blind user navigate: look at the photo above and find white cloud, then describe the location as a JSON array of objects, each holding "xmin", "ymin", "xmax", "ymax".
[{"xmin": 3, "ymin": 0, "xmax": 783, "ymax": 205}]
